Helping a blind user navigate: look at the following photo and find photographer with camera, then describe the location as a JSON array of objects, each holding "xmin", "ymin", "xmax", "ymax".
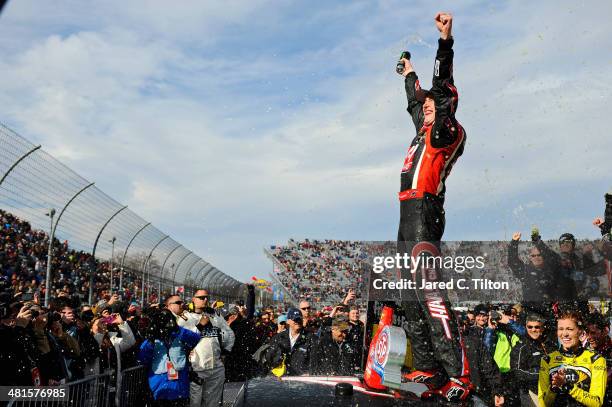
[
  {"xmin": 0, "ymin": 290, "xmax": 44, "ymax": 386},
  {"xmin": 38, "ymin": 306, "xmax": 80, "ymax": 384},
  {"xmin": 138, "ymin": 308, "xmax": 202, "ymax": 407},
  {"xmin": 483, "ymin": 307, "xmax": 524, "ymax": 375},
  {"xmin": 460, "ymin": 304, "xmax": 506, "ymax": 406},
  {"xmin": 53, "ymin": 297, "xmax": 100, "ymax": 378}
]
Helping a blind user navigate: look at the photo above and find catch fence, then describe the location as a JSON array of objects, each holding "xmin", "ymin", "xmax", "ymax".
[{"xmin": 0, "ymin": 122, "xmax": 243, "ymax": 304}]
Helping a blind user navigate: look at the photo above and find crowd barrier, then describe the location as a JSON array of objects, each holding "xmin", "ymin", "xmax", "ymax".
[
  {"xmin": 117, "ymin": 365, "xmax": 148, "ymax": 407},
  {"xmin": 6, "ymin": 366, "xmax": 146, "ymax": 407}
]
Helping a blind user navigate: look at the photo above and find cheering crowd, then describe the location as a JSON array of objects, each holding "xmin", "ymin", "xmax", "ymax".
[
  {"xmin": 0, "ymin": 191, "xmax": 611, "ymax": 406},
  {"xmin": 0, "ymin": 278, "xmax": 367, "ymax": 406}
]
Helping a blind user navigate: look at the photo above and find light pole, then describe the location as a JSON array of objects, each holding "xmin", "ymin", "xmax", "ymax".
[
  {"xmin": 44, "ymin": 208, "xmax": 56, "ymax": 307},
  {"xmin": 108, "ymin": 237, "xmax": 116, "ymax": 291}
]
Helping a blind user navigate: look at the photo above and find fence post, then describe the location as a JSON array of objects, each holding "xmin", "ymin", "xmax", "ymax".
[
  {"xmin": 118, "ymin": 222, "xmax": 151, "ymax": 291},
  {"xmin": 140, "ymin": 235, "xmax": 169, "ymax": 306},
  {"xmin": 44, "ymin": 182, "xmax": 95, "ymax": 306},
  {"xmin": 89, "ymin": 205, "xmax": 128, "ymax": 305},
  {"xmin": 184, "ymin": 259, "xmax": 203, "ymax": 298},
  {"xmin": 171, "ymin": 251, "xmax": 193, "ymax": 292},
  {"xmin": 0, "ymin": 144, "xmax": 41, "ymax": 187},
  {"xmin": 158, "ymin": 243, "xmax": 182, "ymax": 302}
]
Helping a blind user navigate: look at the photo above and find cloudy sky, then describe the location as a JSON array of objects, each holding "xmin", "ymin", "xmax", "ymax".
[{"xmin": 0, "ymin": 1, "xmax": 610, "ymax": 282}]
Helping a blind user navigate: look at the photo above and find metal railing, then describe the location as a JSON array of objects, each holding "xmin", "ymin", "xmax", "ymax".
[
  {"xmin": 7, "ymin": 372, "xmax": 112, "ymax": 407},
  {"xmin": 117, "ymin": 365, "xmax": 148, "ymax": 407},
  {"xmin": 0, "ymin": 121, "xmax": 243, "ymax": 303}
]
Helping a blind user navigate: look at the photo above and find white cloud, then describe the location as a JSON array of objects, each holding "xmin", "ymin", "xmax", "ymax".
[{"xmin": 1, "ymin": 1, "xmax": 611, "ymax": 281}]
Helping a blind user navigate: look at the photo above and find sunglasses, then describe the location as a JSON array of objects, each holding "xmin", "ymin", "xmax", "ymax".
[
  {"xmin": 169, "ymin": 301, "xmax": 183, "ymax": 306},
  {"xmin": 300, "ymin": 307, "xmax": 311, "ymax": 311},
  {"xmin": 526, "ymin": 325, "xmax": 542, "ymax": 330},
  {"xmin": 194, "ymin": 296, "xmax": 209, "ymax": 300}
]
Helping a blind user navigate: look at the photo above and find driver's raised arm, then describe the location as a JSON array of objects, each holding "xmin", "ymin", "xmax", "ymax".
[
  {"xmin": 432, "ymin": 12, "xmax": 455, "ymax": 92},
  {"xmin": 430, "ymin": 12, "xmax": 461, "ymax": 148},
  {"xmin": 402, "ymin": 58, "xmax": 424, "ymax": 131}
]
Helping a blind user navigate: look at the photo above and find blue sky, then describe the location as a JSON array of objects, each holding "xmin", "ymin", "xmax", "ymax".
[{"xmin": 0, "ymin": 1, "xmax": 610, "ymax": 282}]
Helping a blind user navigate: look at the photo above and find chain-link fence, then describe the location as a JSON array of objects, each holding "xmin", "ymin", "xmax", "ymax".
[{"xmin": 0, "ymin": 122, "xmax": 244, "ymax": 305}]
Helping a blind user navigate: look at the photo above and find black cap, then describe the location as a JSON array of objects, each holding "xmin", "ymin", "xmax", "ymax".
[
  {"xmin": 415, "ymin": 88, "xmax": 434, "ymax": 103},
  {"xmin": 474, "ymin": 304, "xmax": 488, "ymax": 315},
  {"xmin": 559, "ymin": 233, "xmax": 576, "ymax": 244}
]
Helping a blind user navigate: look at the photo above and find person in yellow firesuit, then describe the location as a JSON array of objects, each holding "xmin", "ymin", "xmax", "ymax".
[{"xmin": 538, "ymin": 310, "xmax": 607, "ymax": 407}]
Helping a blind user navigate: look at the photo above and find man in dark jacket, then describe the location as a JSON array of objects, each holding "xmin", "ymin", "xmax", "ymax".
[
  {"xmin": 346, "ymin": 306, "xmax": 364, "ymax": 371},
  {"xmin": 463, "ymin": 322, "xmax": 505, "ymax": 406},
  {"xmin": 510, "ymin": 314, "xmax": 552, "ymax": 406},
  {"xmin": 310, "ymin": 317, "xmax": 357, "ymax": 376},
  {"xmin": 56, "ymin": 298, "xmax": 99, "ymax": 378},
  {"xmin": 508, "ymin": 232, "xmax": 566, "ymax": 311},
  {"xmin": 226, "ymin": 285, "xmax": 260, "ymax": 381},
  {"xmin": 558, "ymin": 233, "xmax": 606, "ymax": 298},
  {"xmin": 265, "ymin": 307, "xmax": 311, "ymax": 376},
  {"xmin": 0, "ymin": 301, "xmax": 41, "ymax": 386},
  {"xmin": 594, "ymin": 192, "xmax": 612, "ymax": 252}
]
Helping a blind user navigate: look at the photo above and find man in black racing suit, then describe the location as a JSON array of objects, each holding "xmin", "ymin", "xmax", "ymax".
[{"xmin": 395, "ymin": 12, "xmax": 471, "ymax": 402}]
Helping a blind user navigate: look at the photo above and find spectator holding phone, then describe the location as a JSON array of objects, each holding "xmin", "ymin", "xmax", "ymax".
[{"xmin": 91, "ymin": 312, "xmax": 136, "ymax": 377}]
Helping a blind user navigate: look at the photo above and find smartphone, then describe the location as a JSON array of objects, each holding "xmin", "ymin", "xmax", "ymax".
[{"xmin": 102, "ymin": 315, "xmax": 115, "ymax": 325}]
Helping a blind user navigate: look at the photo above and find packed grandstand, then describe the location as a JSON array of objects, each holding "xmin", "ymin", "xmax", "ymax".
[
  {"xmin": 266, "ymin": 238, "xmax": 611, "ymax": 307},
  {"xmin": 1, "ymin": 208, "xmax": 159, "ymax": 306},
  {"xmin": 3, "ymin": 202, "xmax": 609, "ymax": 312}
]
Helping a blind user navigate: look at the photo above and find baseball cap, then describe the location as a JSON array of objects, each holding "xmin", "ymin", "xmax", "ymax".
[
  {"xmin": 277, "ymin": 314, "xmax": 287, "ymax": 324},
  {"xmin": 95, "ymin": 300, "xmax": 110, "ymax": 316},
  {"xmin": 474, "ymin": 304, "xmax": 488, "ymax": 315},
  {"xmin": 415, "ymin": 88, "xmax": 434, "ymax": 103},
  {"xmin": 559, "ymin": 233, "xmax": 576, "ymax": 244},
  {"xmin": 286, "ymin": 307, "xmax": 302, "ymax": 321}
]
